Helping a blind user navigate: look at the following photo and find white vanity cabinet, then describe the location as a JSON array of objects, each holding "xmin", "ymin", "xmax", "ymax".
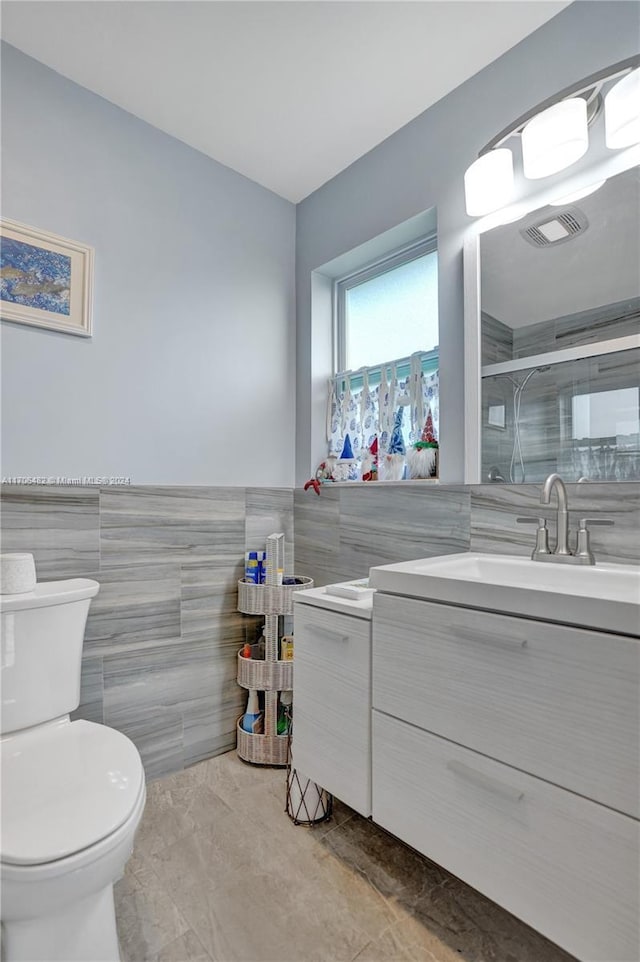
[
  {"xmin": 292, "ymin": 587, "xmax": 373, "ymax": 817},
  {"xmin": 372, "ymin": 591, "xmax": 640, "ymax": 962}
]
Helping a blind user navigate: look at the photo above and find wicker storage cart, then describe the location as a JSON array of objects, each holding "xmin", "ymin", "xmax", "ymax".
[{"xmin": 236, "ymin": 533, "xmax": 313, "ymax": 766}]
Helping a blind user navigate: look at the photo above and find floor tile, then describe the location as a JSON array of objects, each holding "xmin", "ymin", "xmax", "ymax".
[
  {"xmin": 151, "ymin": 929, "xmax": 211, "ymax": 962},
  {"xmin": 115, "ymin": 860, "xmax": 190, "ymax": 962},
  {"xmin": 117, "ymin": 750, "xmax": 577, "ymax": 962}
]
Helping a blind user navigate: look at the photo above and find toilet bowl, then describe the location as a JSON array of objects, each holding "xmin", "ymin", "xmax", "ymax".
[{"xmin": 0, "ymin": 579, "xmax": 146, "ymax": 962}]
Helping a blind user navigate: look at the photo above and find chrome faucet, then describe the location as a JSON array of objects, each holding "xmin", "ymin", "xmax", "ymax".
[{"xmin": 516, "ymin": 473, "xmax": 614, "ymax": 565}]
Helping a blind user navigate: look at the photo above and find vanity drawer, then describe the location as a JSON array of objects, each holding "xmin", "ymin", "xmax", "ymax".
[
  {"xmin": 293, "ymin": 605, "xmax": 371, "ymax": 816},
  {"xmin": 373, "ymin": 593, "xmax": 639, "ymax": 817},
  {"xmin": 372, "ymin": 711, "xmax": 639, "ymax": 962}
]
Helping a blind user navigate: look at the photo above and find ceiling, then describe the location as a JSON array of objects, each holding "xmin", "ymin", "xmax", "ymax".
[{"xmin": 1, "ymin": 1, "xmax": 570, "ymax": 202}]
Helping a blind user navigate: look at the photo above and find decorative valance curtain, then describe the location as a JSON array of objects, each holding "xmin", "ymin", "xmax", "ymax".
[{"xmin": 327, "ymin": 355, "xmax": 439, "ymax": 461}]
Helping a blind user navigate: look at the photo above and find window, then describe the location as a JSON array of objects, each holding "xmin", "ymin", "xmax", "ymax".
[
  {"xmin": 572, "ymin": 387, "xmax": 640, "ymax": 441},
  {"xmin": 336, "ymin": 238, "xmax": 438, "ymax": 372},
  {"xmin": 326, "ymin": 238, "xmax": 439, "ymax": 481}
]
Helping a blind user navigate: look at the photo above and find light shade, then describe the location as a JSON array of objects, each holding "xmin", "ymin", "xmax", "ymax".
[
  {"xmin": 605, "ymin": 68, "xmax": 640, "ymax": 149},
  {"xmin": 464, "ymin": 148, "xmax": 514, "ymax": 216},
  {"xmin": 522, "ymin": 98, "xmax": 589, "ymax": 179}
]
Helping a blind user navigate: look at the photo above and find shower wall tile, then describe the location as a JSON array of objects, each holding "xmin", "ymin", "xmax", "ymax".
[
  {"xmin": 100, "ymin": 486, "xmax": 246, "ymax": 567},
  {"xmin": 0, "ymin": 484, "xmax": 99, "ymax": 578},
  {"xmin": 83, "ymin": 563, "xmax": 181, "ymax": 656}
]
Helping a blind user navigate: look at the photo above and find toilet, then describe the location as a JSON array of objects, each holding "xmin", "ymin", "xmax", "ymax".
[{"xmin": 0, "ymin": 578, "xmax": 146, "ymax": 962}]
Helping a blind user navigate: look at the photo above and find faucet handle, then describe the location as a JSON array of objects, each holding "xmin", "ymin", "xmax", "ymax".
[
  {"xmin": 575, "ymin": 518, "xmax": 614, "ymax": 565},
  {"xmin": 516, "ymin": 517, "xmax": 550, "ymax": 558}
]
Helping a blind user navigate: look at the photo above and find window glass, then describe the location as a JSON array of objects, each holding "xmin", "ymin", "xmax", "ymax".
[
  {"xmin": 572, "ymin": 387, "xmax": 640, "ymax": 440},
  {"xmin": 344, "ymin": 251, "xmax": 438, "ymax": 370}
]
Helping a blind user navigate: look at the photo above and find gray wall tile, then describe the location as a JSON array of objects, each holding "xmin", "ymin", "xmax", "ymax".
[
  {"xmin": 0, "ymin": 484, "xmax": 288, "ymax": 780},
  {"xmin": 294, "ymin": 484, "xmax": 469, "ymax": 585},
  {"xmin": 100, "ymin": 486, "xmax": 245, "ymax": 567},
  {"xmin": 83, "ymin": 563, "xmax": 181, "ymax": 656},
  {"xmin": 0, "ymin": 484, "xmax": 99, "ymax": 578},
  {"xmin": 71, "ymin": 656, "xmax": 104, "ymax": 725},
  {"xmin": 108, "ymin": 706, "xmax": 184, "ymax": 781},
  {"xmin": 181, "ymin": 561, "xmax": 245, "ymax": 642},
  {"xmin": 339, "ymin": 485, "xmax": 470, "ymax": 575},
  {"xmin": 245, "ymin": 487, "xmax": 294, "ymax": 571},
  {"xmin": 470, "ymin": 482, "xmax": 640, "ymax": 564}
]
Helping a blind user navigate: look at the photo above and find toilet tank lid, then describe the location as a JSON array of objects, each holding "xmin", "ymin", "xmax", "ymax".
[
  {"xmin": 1, "ymin": 719, "xmax": 144, "ymax": 866},
  {"xmin": 0, "ymin": 578, "xmax": 99, "ymax": 612}
]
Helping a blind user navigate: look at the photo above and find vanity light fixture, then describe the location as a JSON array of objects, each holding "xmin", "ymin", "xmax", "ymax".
[
  {"xmin": 464, "ymin": 149, "xmax": 514, "ymax": 217},
  {"xmin": 521, "ymin": 98, "xmax": 589, "ymax": 179},
  {"xmin": 605, "ymin": 67, "xmax": 640, "ymax": 148},
  {"xmin": 464, "ymin": 55, "xmax": 640, "ymax": 218}
]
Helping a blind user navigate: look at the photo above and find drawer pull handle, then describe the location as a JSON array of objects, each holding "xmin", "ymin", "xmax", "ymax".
[
  {"xmin": 447, "ymin": 760, "xmax": 525, "ymax": 803},
  {"xmin": 453, "ymin": 624, "xmax": 527, "ymax": 650},
  {"xmin": 308, "ymin": 626, "xmax": 349, "ymax": 644}
]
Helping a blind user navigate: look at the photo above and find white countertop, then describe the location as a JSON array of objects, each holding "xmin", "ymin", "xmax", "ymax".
[{"xmin": 293, "ymin": 582, "xmax": 374, "ymax": 620}]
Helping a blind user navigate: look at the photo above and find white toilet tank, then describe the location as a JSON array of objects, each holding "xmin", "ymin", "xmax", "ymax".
[{"xmin": 0, "ymin": 579, "xmax": 100, "ymax": 735}]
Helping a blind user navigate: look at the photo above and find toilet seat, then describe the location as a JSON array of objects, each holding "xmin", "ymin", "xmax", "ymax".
[{"xmin": 1, "ymin": 718, "xmax": 144, "ymax": 867}]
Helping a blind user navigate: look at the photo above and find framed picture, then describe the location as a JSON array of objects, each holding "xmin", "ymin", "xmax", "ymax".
[{"xmin": 0, "ymin": 218, "xmax": 94, "ymax": 337}]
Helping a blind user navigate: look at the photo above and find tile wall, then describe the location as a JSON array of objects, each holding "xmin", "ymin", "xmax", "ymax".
[
  {"xmin": 0, "ymin": 484, "xmax": 293, "ymax": 779},
  {"xmin": 294, "ymin": 481, "xmax": 640, "ymax": 584},
  {"xmin": 2, "ymin": 480, "xmax": 637, "ymax": 780}
]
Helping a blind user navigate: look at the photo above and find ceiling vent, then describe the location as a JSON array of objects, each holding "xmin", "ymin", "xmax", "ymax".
[{"xmin": 520, "ymin": 207, "xmax": 589, "ymax": 248}]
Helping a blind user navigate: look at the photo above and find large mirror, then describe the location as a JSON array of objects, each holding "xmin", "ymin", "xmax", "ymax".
[{"xmin": 467, "ymin": 165, "xmax": 640, "ymax": 483}]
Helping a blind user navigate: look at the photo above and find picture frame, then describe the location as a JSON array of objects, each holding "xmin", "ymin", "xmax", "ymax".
[{"xmin": 0, "ymin": 218, "xmax": 94, "ymax": 337}]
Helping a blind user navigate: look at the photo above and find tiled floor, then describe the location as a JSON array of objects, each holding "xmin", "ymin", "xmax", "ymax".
[{"xmin": 115, "ymin": 751, "xmax": 576, "ymax": 962}]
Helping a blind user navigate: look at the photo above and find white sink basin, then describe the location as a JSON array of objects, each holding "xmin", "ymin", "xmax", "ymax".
[{"xmin": 369, "ymin": 552, "xmax": 640, "ymax": 636}]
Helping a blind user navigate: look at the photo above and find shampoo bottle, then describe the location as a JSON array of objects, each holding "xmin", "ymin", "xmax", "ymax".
[{"xmin": 245, "ymin": 552, "xmax": 259, "ymax": 584}]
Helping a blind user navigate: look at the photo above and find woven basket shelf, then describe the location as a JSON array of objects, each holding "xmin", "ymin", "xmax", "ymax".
[
  {"xmin": 236, "ymin": 720, "xmax": 289, "ymax": 766},
  {"xmin": 237, "ymin": 651, "xmax": 293, "ymax": 691},
  {"xmin": 237, "ymin": 577, "xmax": 314, "ymax": 616}
]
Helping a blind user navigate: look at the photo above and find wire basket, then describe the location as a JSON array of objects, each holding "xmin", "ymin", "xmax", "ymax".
[
  {"xmin": 285, "ymin": 716, "xmax": 333, "ymax": 825},
  {"xmin": 237, "ymin": 577, "xmax": 314, "ymax": 615},
  {"xmin": 237, "ymin": 651, "xmax": 293, "ymax": 691}
]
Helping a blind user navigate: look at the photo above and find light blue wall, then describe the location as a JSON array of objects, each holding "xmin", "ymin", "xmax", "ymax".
[
  {"xmin": 1, "ymin": 42, "xmax": 296, "ymax": 486},
  {"xmin": 295, "ymin": 1, "xmax": 640, "ymax": 485}
]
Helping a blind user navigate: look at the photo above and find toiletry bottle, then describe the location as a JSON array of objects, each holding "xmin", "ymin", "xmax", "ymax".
[
  {"xmin": 280, "ymin": 636, "xmax": 294, "ymax": 661},
  {"xmin": 245, "ymin": 551, "xmax": 259, "ymax": 584},
  {"xmin": 277, "ymin": 690, "xmax": 293, "ymax": 735},
  {"xmin": 258, "ymin": 551, "xmax": 266, "ymax": 584},
  {"xmin": 241, "ymin": 690, "xmax": 263, "ymax": 734}
]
